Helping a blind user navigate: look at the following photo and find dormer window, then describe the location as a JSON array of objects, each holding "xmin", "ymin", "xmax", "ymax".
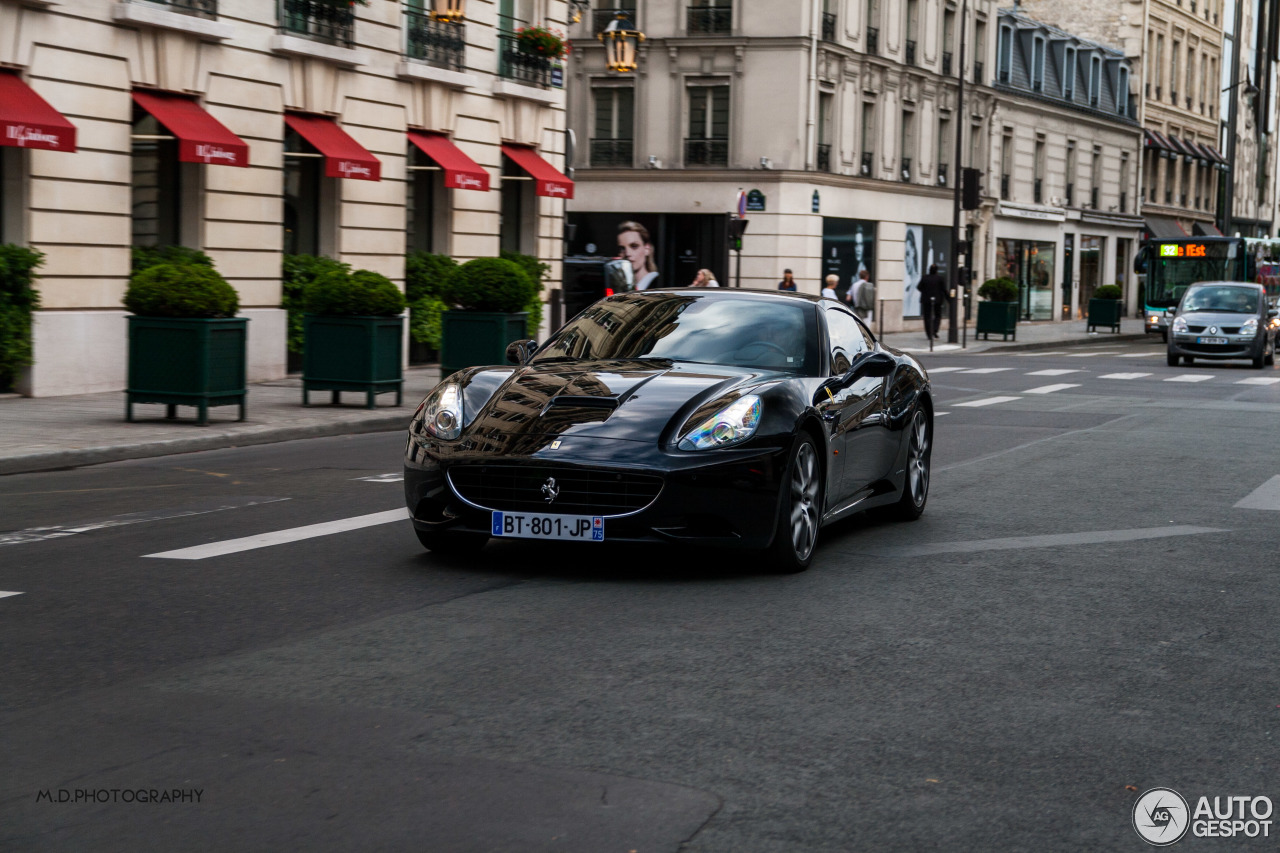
[
  {"xmin": 1063, "ymin": 47, "xmax": 1076, "ymax": 99},
  {"xmin": 1117, "ymin": 66, "xmax": 1130, "ymax": 115},
  {"xmin": 1031, "ymin": 36, "xmax": 1045, "ymax": 91},
  {"xmin": 1089, "ymin": 54, "xmax": 1101, "ymax": 107},
  {"xmin": 998, "ymin": 24, "xmax": 1013, "ymax": 83}
]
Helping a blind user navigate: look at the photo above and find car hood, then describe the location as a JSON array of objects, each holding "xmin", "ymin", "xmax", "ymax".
[
  {"xmin": 461, "ymin": 359, "xmax": 786, "ymax": 450},
  {"xmin": 1177, "ymin": 310, "xmax": 1258, "ymax": 328}
]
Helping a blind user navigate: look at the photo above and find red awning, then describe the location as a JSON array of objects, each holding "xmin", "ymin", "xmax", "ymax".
[
  {"xmin": 133, "ymin": 90, "xmax": 248, "ymax": 167},
  {"xmin": 284, "ymin": 113, "xmax": 380, "ymax": 181},
  {"xmin": 407, "ymin": 131, "xmax": 489, "ymax": 191},
  {"xmin": 0, "ymin": 71, "xmax": 77, "ymax": 152},
  {"xmin": 501, "ymin": 143, "xmax": 573, "ymax": 199}
]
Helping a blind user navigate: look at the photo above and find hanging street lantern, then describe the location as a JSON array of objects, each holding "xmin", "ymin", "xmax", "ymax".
[
  {"xmin": 431, "ymin": 0, "xmax": 465, "ymax": 22},
  {"xmin": 598, "ymin": 12, "xmax": 644, "ymax": 73}
]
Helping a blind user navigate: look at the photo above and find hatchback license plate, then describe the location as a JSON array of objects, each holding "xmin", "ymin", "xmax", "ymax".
[
  {"xmin": 1196, "ymin": 336, "xmax": 1228, "ymax": 345},
  {"xmin": 492, "ymin": 511, "xmax": 604, "ymax": 541}
]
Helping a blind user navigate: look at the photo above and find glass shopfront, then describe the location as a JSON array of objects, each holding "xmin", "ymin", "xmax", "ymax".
[
  {"xmin": 996, "ymin": 238, "xmax": 1056, "ymax": 320},
  {"xmin": 1079, "ymin": 235, "xmax": 1103, "ymax": 316}
]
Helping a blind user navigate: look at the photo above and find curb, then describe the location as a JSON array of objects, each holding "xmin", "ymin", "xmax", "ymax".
[
  {"xmin": 887, "ymin": 330, "xmax": 1151, "ymax": 354},
  {"xmin": 0, "ymin": 413, "xmax": 412, "ymax": 477}
]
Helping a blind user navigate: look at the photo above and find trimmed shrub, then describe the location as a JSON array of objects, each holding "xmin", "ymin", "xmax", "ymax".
[
  {"xmin": 124, "ymin": 263, "xmax": 239, "ymax": 318},
  {"xmin": 409, "ymin": 296, "xmax": 446, "ymax": 349},
  {"xmin": 500, "ymin": 250, "xmax": 548, "ymax": 331},
  {"xmin": 305, "ymin": 269, "xmax": 406, "ymax": 317},
  {"xmin": 132, "ymin": 245, "xmax": 214, "ymax": 273},
  {"xmin": 0, "ymin": 244, "xmax": 44, "ymax": 391},
  {"xmin": 282, "ymin": 255, "xmax": 350, "ymax": 354},
  {"xmin": 977, "ymin": 277, "xmax": 1019, "ymax": 303},
  {"xmin": 1093, "ymin": 284, "xmax": 1123, "ymax": 300},
  {"xmin": 445, "ymin": 257, "xmax": 535, "ymax": 314},
  {"xmin": 405, "ymin": 252, "xmax": 457, "ymax": 302}
]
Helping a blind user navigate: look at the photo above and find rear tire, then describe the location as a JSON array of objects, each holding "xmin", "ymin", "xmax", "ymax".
[
  {"xmin": 886, "ymin": 408, "xmax": 931, "ymax": 521},
  {"xmin": 1266, "ymin": 337, "xmax": 1276, "ymax": 366},
  {"xmin": 415, "ymin": 527, "xmax": 488, "ymax": 556},
  {"xmin": 764, "ymin": 435, "xmax": 822, "ymax": 574}
]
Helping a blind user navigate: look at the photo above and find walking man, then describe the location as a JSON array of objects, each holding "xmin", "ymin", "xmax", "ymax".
[{"xmin": 917, "ymin": 264, "xmax": 948, "ymax": 340}]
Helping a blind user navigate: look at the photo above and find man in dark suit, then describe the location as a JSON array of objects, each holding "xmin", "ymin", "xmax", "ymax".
[{"xmin": 917, "ymin": 264, "xmax": 948, "ymax": 340}]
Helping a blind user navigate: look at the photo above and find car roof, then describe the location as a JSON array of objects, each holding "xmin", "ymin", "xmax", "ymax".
[
  {"xmin": 1186, "ymin": 281, "xmax": 1264, "ymax": 290},
  {"xmin": 617, "ymin": 288, "xmax": 828, "ymax": 304}
]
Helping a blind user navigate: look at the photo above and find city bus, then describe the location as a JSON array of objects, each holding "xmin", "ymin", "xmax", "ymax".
[{"xmin": 1137, "ymin": 236, "xmax": 1280, "ymax": 339}]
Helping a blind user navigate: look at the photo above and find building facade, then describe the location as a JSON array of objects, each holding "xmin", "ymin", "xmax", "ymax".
[
  {"xmin": 0, "ymin": 0, "xmax": 570, "ymax": 397},
  {"xmin": 1224, "ymin": 0, "xmax": 1279, "ymax": 237}
]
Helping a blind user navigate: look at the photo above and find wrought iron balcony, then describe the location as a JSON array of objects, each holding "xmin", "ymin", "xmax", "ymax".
[
  {"xmin": 687, "ymin": 6, "xmax": 731, "ymax": 35},
  {"xmin": 942, "ymin": 51, "xmax": 952, "ymax": 75},
  {"xmin": 685, "ymin": 137, "xmax": 729, "ymax": 166},
  {"xmin": 822, "ymin": 12, "xmax": 837, "ymax": 41},
  {"xmin": 861, "ymin": 151, "xmax": 873, "ymax": 176},
  {"xmin": 592, "ymin": 4, "xmax": 637, "ymax": 34},
  {"xmin": 405, "ymin": 10, "xmax": 465, "ymax": 71},
  {"xmin": 866, "ymin": 26, "xmax": 879, "ymax": 54},
  {"xmin": 279, "ymin": 0, "xmax": 354, "ymax": 47},
  {"xmin": 498, "ymin": 33, "xmax": 557, "ymax": 89},
  {"xmin": 905, "ymin": 39, "xmax": 917, "ymax": 66},
  {"xmin": 590, "ymin": 138, "xmax": 633, "ymax": 167},
  {"xmin": 140, "ymin": 0, "xmax": 218, "ymax": 18},
  {"xmin": 816, "ymin": 143, "xmax": 831, "ymax": 171},
  {"xmin": 900, "ymin": 157, "xmax": 912, "ymax": 181}
]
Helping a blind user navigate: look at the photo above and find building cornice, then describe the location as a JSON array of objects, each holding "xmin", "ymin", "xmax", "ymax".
[{"xmin": 573, "ymin": 167, "xmax": 955, "ymax": 198}]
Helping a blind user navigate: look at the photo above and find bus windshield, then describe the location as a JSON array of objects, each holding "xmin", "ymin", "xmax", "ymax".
[{"xmin": 1145, "ymin": 240, "xmax": 1244, "ymax": 308}]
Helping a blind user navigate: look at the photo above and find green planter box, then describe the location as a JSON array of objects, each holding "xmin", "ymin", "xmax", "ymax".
[
  {"xmin": 975, "ymin": 301, "xmax": 1018, "ymax": 341},
  {"xmin": 440, "ymin": 310, "xmax": 528, "ymax": 377},
  {"xmin": 126, "ymin": 316, "xmax": 247, "ymax": 425},
  {"xmin": 302, "ymin": 314, "xmax": 404, "ymax": 408},
  {"xmin": 1086, "ymin": 298, "xmax": 1122, "ymax": 333}
]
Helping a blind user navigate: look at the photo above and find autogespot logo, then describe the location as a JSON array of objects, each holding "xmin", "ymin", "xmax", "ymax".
[{"xmin": 1133, "ymin": 788, "xmax": 1190, "ymax": 846}]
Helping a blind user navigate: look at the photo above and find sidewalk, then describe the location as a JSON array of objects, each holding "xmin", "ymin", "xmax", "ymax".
[{"xmin": 0, "ymin": 317, "xmax": 1153, "ymax": 476}]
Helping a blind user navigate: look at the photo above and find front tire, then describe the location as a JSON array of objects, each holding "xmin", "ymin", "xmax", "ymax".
[
  {"xmin": 887, "ymin": 408, "xmax": 931, "ymax": 521},
  {"xmin": 765, "ymin": 435, "xmax": 822, "ymax": 574},
  {"xmin": 1166, "ymin": 349, "xmax": 1179, "ymax": 367},
  {"xmin": 415, "ymin": 527, "xmax": 488, "ymax": 556},
  {"xmin": 1266, "ymin": 337, "xmax": 1276, "ymax": 367}
]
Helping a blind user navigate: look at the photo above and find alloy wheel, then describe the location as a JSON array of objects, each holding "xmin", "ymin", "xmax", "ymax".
[
  {"xmin": 789, "ymin": 441, "xmax": 820, "ymax": 560},
  {"xmin": 906, "ymin": 410, "xmax": 930, "ymax": 507}
]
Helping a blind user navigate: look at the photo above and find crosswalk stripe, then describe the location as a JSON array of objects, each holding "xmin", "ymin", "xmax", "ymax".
[
  {"xmin": 1016, "ymin": 351, "xmax": 1067, "ymax": 357},
  {"xmin": 354, "ymin": 473, "xmax": 404, "ymax": 483},
  {"xmin": 1165, "ymin": 374, "xmax": 1213, "ymax": 383},
  {"xmin": 1117, "ymin": 352, "xmax": 1160, "ymax": 358},
  {"xmin": 1236, "ymin": 377, "xmax": 1280, "ymax": 385},
  {"xmin": 960, "ymin": 367, "xmax": 1016, "ymax": 374},
  {"xmin": 1023, "ymin": 384, "xmax": 1080, "ymax": 394},
  {"xmin": 924, "ymin": 366, "xmax": 967, "ymax": 373},
  {"xmin": 1235, "ymin": 476, "xmax": 1280, "ymax": 510},
  {"xmin": 1026, "ymin": 369, "xmax": 1083, "ymax": 376},
  {"xmin": 0, "ymin": 591, "xmax": 23, "ymax": 600},
  {"xmin": 1099, "ymin": 373, "xmax": 1153, "ymax": 380},
  {"xmin": 954, "ymin": 396, "xmax": 1021, "ymax": 408},
  {"xmin": 144, "ymin": 508, "xmax": 410, "ymax": 560},
  {"xmin": 1065, "ymin": 351, "xmax": 1121, "ymax": 358}
]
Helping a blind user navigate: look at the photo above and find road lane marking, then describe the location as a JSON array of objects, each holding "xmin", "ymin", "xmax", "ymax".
[
  {"xmin": 923, "ymin": 366, "xmax": 968, "ymax": 374},
  {"xmin": 1016, "ymin": 351, "xmax": 1067, "ymax": 357},
  {"xmin": 960, "ymin": 367, "xmax": 1016, "ymax": 374},
  {"xmin": 1065, "ymin": 351, "xmax": 1122, "ymax": 358},
  {"xmin": 857, "ymin": 526, "xmax": 1226, "ymax": 558},
  {"xmin": 1022, "ymin": 384, "xmax": 1079, "ymax": 395},
  {"xmin": 1234, "ymin": 476, "xmax": 1280, "ymax": 510},
  {"xmin": 0, "ymin": 498, "xmax": 290, "ymax": 548},
  {"xmin": 1117, "ymin": 352, "xmax": 1161, "ymax": 357},
  {"xmin": 935, "ymin": 412, "xmax": 951, "ymax": 416},
  {"xmin": 1099, "ymin": 373, "xmax": 1153, "ymax": 380},
  {"xmin": 145, "ymin": 508, "xmax": 410, "ymax": 560},
  {"xmin": 0, "ymin": 591, "xmax": 23, "ymax": 600},
  {"xmin": 953, "ymin": 396, "xmax": 1021, "ymax": 408},
  {"xmin": 354, "ymin": 473, "xmax": 404, "ymax": 483},
  {"xmin": 1236, "ymin": 377, "xmax": 1280, "ymax": 385},
  {"xmin": 1026, "ymin": 369, "xmax": 1082, "ymax": 376},
  {"xmin": 1165, "ymin": 374, "xmax": 1213, "ymax": 382}
]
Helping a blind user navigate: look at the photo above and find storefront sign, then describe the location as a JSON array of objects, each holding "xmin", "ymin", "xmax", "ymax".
[{"xmin": 997, "ymin": 203, "xmax": 1065, "ymax": 223}]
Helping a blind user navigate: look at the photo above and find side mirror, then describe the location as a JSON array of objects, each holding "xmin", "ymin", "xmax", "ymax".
[
  {"xmin": 1166, "ymin": 306, "xmax": 1177, "ymax": 317},
  {"xmin": 505, "ymin": 339, "xmax": 539, "ymax": 365},
  {"xmin": 1268, "ymin": 308, "xmax": 1279, "ymax": 319},
  {"xmin": 849, "ymin": 351, "xmax": 896, "ymax": 379}
]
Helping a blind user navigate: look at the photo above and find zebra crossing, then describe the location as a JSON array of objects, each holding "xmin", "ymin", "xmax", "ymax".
[{"xmin": 929, "ymin": 365, "xmax": 1280, "ymax": 386}]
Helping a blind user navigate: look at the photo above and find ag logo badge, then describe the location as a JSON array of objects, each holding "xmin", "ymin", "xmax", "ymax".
[{"xmin": 1133, "ymin": 787, "xmax": 1190, "ymax": 846}]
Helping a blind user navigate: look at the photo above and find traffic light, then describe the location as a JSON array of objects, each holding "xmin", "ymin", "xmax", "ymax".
[
  {"xmin": 962, "ymin": 168, "xmax": 982, "ymax": 210},
  {"xmin": 728, "ymin": 217, "xmax": 749, "ymax": 251}
]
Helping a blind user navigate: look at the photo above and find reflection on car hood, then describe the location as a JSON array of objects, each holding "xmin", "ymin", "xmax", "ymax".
[
  {"xmin": 1178, "ymin": 310, "xmax": 1257, "ymax": 326},
  {"xmin": 462, "ymin": 359, "xmax": 783, "ymax": 452}
]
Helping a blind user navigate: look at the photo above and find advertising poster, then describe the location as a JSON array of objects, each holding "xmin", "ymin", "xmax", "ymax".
[
  {"xmin": 903, "ymin": 225, "xmax": 952, "ymax": 318},
  {"xmin": 821, "ymin": 218, "xmax": 876, "ymax": 303}
]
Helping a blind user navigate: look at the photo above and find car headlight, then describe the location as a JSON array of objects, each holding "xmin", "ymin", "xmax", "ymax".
[
  {"xmin": 1147, "ymin": 313, "xmax": 1161, "ymax": 325},
  {"xmin": 422, "ymin": 382, "xmax": 464, "ymax": 440},
  {"xmin": 1239, "ymin": 318, "xmax": 1259, "ymax": 336},
  {"xmin": 1172, "ymin": 316, "xmax": 1188, "ymax": 333},
  {"xmin": 678, "ymin": 395, "xmax": 762, "ymax": 451}
]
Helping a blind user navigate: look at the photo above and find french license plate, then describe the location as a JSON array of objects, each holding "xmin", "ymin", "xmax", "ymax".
[
  {"xmin": 1196, "ymin": 336, "xmax": 1228, "ymax": 344},
  {"xmin": 491, "ymin": 511, "xmax": 604, "ymax": 541}
]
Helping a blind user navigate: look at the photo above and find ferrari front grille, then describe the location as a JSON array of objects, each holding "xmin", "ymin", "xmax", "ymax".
[{"xmin": 447, "ymin": 465, "xmax": 663, "ymax": 517}]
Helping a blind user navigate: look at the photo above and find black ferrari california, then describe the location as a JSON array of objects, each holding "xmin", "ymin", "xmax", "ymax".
[{"xmin": 404, "ymin": 289, "xmax": 934, "ymax": 572}]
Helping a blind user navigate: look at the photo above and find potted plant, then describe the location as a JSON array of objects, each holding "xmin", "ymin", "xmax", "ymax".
[
  {"xmin": 282, "ymin": 254, "xmax": 351, "ymax": 372},
  {"xmin": 975, "ymin": 277, "xmax": 1020, "ymax": 341},
  {"xmin": 439, "ymin": 257, "xmax": 537, "ymax": 376},
  {"xmin": 515, "ymin": 24, "xmax": 570, "ymax": 59},
  {"xmin": 0, "ymin": 244, "xmax": 44, "ymax": 395},
  {"xmin": 1087, "ymin": 283, "xmax": 1124, "ymax": 333},
  {"xmin": 302, "ymin": 269, "xmax": 406, "ymax": 408},
  {"xmin": 123, "ymin": 261, "xmax": 246, "ymax": 425},
  {"xmin": 406, "ymin": 251, "xmax": 456, "ymax": 365}
]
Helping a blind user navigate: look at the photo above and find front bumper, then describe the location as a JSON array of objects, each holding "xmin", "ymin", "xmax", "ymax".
[{"xmin": 1168, "ymin": 332, "xmax": 1264, "ymax": 360}]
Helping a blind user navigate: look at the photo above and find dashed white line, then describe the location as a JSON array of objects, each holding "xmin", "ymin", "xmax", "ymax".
[
  {"xmin": 1016, "ymin": 351, "xmax": 1068, "ymax": 357},
  {"xmin": 961, "ymin": 367, "xmax": 1016, "ymax": 374},
  {"xmin": 954, "ymin": 396, "xmax": 1022, "ymax": 408},
  {"xmin": 144, "ymin": 508, "xmax": 410, "ymax": 560},
  {"xmin": 1117, "ymin": 352, "xmax": 1161, "ymax": 358},
  {"xmin": 0, "ymin": 591, "xmax": 23, "ymax": 600},
  {"xmin": 1026, "ymin": 369, "xmax": 1083, "ymax": 376},
  {"xmin": 924, "ymin": 366, "xmax": 968, "ymax": 374},
  {"xmin": 1064, "ymin": 351, "xmax": 1122, "ymax": 358},
  {"xmin": 0, "ymin": 498, "xmax": 290, "ymax": 548},
  {"xmin": 1165, "ymin": 374, "xmax": 1213, "ymax": 383},
  {"xmin": 354, "ymin": 473, "xmax": 404, "ymax": 483},
  {"xmin": 1235, "ymin": 476, "xmax": 1280, "ymax": 510},
  {"xmin": 935, "ymin": 412, "xmax": 951, "ymax": 417},
  {"xmin": 1099, "ymin": 373, "xmax": 1153, "ymax": 380},
  {"xmin": 1236, "ymin": 377, "xmax": 1280, "ymax": 385},
  {"xmin": 1022, "ymin": 384, "xmax": 1080, "ymax": 395}
]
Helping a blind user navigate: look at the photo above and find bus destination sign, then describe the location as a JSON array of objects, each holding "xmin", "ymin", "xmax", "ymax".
[{"xmin": 1160, "ymin": 243, "xmax": 1208, "ymax": 258}]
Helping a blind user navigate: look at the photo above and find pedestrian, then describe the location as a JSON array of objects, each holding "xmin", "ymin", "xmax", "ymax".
[
  {"xmin": 821, "ymin": 274, "xmax": 839, "ymax": 300},
  {"xmin": 848, "ymin": 269, "xmax": 876, "ymax": 321},
  {"xmin": 692, "ymin": 268, "xmax": 720, "ymax": 287},
  {"xmin": 917, "ymin": 263, "xmax": 948, "ymax": 339},
  {"xmin": 777, "ymin": 269, "xmax": 797, "ymax": 291}
]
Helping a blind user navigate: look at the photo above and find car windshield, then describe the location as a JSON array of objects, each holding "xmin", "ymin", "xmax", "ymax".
[
  {"xmin": 534, "ymin": 293, "xmax": 820, "ymax": 374},
  {"xmin": 1181, "ymin": 285, "xmax": 1259, "ymax": 314}
]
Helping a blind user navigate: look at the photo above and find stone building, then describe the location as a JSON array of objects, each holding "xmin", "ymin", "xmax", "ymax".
[
  {"xmin": 0, "ymin": 0, "xmax": 571, "ymax": 397},
  {"xmin": 1223, "ymin": 0, "xmax": 1279, "ymax": 237}
]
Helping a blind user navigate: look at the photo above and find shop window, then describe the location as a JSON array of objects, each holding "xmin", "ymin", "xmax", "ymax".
[
  {"xmin": 283, "ymin": 126, "xmax": 331, "ymax": 256},
  {"xmin": 406, "ymin": 144, "xmax": 447, "ymax": 253},
  {"xmin": 131, "ymin": 109, "xmax": 199, "ymax": 249},
  {"xmin": 0, "ymin": 147, "xmax": 22, "ymax": 244},
  {"xmin": 996, "ymin": 238, "xmax": 1055, "ymax": 321},
  {"xmin": 499, "ymin": 154, "xmax": 534, "ymax": 255}
]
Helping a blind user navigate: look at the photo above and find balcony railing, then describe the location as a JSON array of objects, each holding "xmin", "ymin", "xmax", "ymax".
[
  {"xmin": 1120, "ymin": 191, "xmax": 1128, "ymax": 213},
  {"xmin": 822, "ymin": 12, "xmax": 837, "ymax": 41},
  {"xmin": 905, "ymin": 39, "xmax": 917, "ymax": 65},
  {"xmin": 279, "ymin": 0, "xmax": 354, "ymax": 47},
  {"xmin": 685, "ymin": 137, "xmax": 729, "ymax": 166},
  {"xmin": 405, "ymin": 11, "xmax": 465, "ymax": 71},
  {"xmin": 1000, "ymin": 173, "xmax": 1010, "ymax": 199},
  {"xmin": 687, "ymin": 6, "xmax": 731, "ymax": 35},
  {"xmin": 900, "ymin": 157, "xmax": 912, "ymax": 181},
  {"xmin": 1065, "ymin": 182, "xmax": 1074, "ymax": 206},
  {"xmin": 937, "ymin": 163, "xmax": 948, "ymax": 186},
  {"xmin": 1033, "ymin": 177, "xmax": 1042, "ymax": 203},
  {"xmin": 866, "ymin": 26, "xmax": 879, "ymax": 54},
  {"xmin": 592, "ymin": 4, "xmax": 637, "ymax": 34},
  {"xmin": 860, "ymin": 151, "xmax": 873, "ymax": 176},
  {"xmin": 1091, "ymin": 187, "xmax": 1100, "ymax": 209},
  {"xmin": 140, "ymin": 0, "xmax": 218, "ymax": 18},
  {"xmin": 816, "ymin": 143, "xmax": 831, "ymax": 171},
  {"xmin": 499, "ymin": 33, "xmax": 557, "ymax": 89},
  {"xmin": 590, "ymin": 138, "xmax": 633, "ymax": 167},
  {"xmin": 973, "ymin": 60, "xmax": 984, "ymax": 82},
  {"xmin": 942, "ymin": 51, "xmax": 952, "ymax": 75}
]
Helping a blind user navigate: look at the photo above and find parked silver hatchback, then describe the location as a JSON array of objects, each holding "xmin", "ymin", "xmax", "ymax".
[{"xmin": 1166, "ymin": 282, "xmax": 1279, "ymax": 369}]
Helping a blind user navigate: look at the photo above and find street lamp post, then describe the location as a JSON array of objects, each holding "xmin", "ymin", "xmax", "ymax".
[
  {"xmin": 1222, "ymin": 72, "xmax": 1258, "ymax": 237},
  {"xmin": 947, "ymin": 0, "xmax": 967, "ymax": 344}
]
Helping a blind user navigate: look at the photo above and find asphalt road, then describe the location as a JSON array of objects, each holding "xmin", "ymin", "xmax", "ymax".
[{"xmin": 3, "ymin": 337, "xmax": 1280, "ymax": 852}]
